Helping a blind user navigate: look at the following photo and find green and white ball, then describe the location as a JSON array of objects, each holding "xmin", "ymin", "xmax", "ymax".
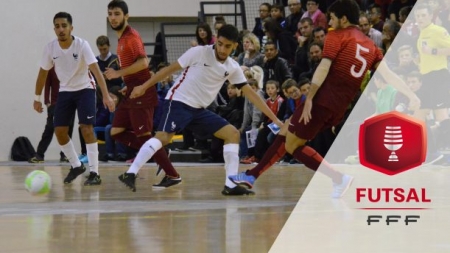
[{"xmin": 25, "ymin": 170, "xmax": 51, "ymax": 195}]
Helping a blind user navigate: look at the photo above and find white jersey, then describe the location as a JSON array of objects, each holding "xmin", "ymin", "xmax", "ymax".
[
  {"xmin": 40, "ymin": 36, "xmax": 97, "ymax": 92},
  {"xmin": 166, "ymin": 45, "xmax": 247, "ymax": 108}
]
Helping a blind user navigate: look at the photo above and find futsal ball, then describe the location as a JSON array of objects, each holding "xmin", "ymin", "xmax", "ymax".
[{"xmin": 24, "ymin": 170, "xmax": 51, "ymax": 195}]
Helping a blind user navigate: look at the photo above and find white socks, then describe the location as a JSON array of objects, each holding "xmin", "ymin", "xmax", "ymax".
[
  {"xmin": 60, "ymin": 140, "xmax": 82, "ymax": 168},
  {"xmin": 86, "ymin": 142, "xmax": 99, "ymax": 174},
  {"xmin": 223, "ymin": 143, "xmax": 239, "ymax": 188},
  {"xmin": 127, "ymin": 138, "xmax": 163, "ymax": 175}
]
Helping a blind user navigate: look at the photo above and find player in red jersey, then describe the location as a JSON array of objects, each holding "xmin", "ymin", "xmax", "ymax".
[
  {"xmin": 229, "ymin": 0, "xmax": 420, "ymax": 198},
  {"xmin": 105, "ymin": 0, "xmax": 180, "ymax": 190}
]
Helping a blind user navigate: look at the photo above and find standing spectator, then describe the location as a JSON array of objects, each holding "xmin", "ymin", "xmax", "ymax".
[
  {"xmin": 29, "ymin": 67, "xmax": 75, "ymax": 163},
  {"xmin": 33, "ymin": 12, "xmax": 115, "ymax": 185},
  {"xmin": 95, "ymin": 35, "xmax": 122, "ymax": 89},
  {"xmin": 105, "ymin": 0, "xmax": 179, "ymax": 187}
]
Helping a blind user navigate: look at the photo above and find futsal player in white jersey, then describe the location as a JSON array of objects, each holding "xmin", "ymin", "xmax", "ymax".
[
  {"xmin": 117, "ymin": 24, "xmax": 283, "ymax": 195},
  {"xmin": 33, "ymin": 12, "xmax": 115, "ymax": 185}
]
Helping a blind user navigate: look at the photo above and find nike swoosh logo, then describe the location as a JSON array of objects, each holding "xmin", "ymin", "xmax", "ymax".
[
  {"xmin": 204, "ymin": 63, "xmax": 210, "ymax": 67},
  {"xmin": 139, "ymin": 125, "xmax": 144, "ymax": 130},
  {"xmin": 53, "ymin": 56, "xmax": 59, "ymax": 59},
  {"xmin": 289, "ymin": 123, "xmax": 294, "ymax": 126},
  {"xmin": 87, "ymin": 116, "xmax": 94, "ymax": 119},
  {"xmin": 437, "ymin": 103, "xmax": 444, "ymax": 107}
]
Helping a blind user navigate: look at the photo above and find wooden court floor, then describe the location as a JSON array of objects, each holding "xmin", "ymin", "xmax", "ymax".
[{"xmin": 0, "ymin": 162, "xmax": 313, "ymax": 253}]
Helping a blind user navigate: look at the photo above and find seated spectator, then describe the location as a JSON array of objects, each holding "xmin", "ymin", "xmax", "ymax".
[
  {"xmin": 270, "ymin": 3, "xmax": 286, "ymax": 28},
  {"xmin": 264, "ymin": 18, "xmax": 297, "ymax": 64},
  {"xmin": 237, "ymin": 33, "xmax": 265, "ymax": 68},
  {"xmin": 201, "ymin": 82, "xmax": 245, "ymax": 163},
  {"xmin": 302, "ymin": 0, "xmax": 328, "ymax": 30},
  {"xmin": 242, "ymin": 80, "xmax": 285, "ymax": 164},
  {"xmin": 191, "ymin": 22, "xmax": 215, "ymax": 47},
  {"xmin": 262, "ymin": 41, "xmax": 293, "ymax": 91},
  {"xmin": 239, "ymin": 79, "xmax": 265, "ymax": 161},
  {"xmin": 252, "ymin": 3, "xmax": 272, "ymax": 45}
]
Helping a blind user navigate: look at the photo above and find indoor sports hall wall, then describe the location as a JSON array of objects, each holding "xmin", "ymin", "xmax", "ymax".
[{"xmin": 0, "ymin": 0, "xmax": 222, "ymax": 161}]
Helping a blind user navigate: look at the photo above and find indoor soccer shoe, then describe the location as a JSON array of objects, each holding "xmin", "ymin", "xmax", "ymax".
[
  {"xmin": 228, "ymin": 171, "xmax": 255, "ymax": 189},
  {"xmin": 84, "ymin": 172, "xmax": 102, "ymax": 186},
  {"xmin": 152, "ymin": 175, "xmax": 182, "ymax": 189},
  {"xmin": 221, "ymin": 185, "xmax": 255, "ymax": 196},
  {"xmin": 118, "ymin": 173, "xmax": 136, "ymax": 192},
  {"xmin": 28, "ymin": 156, "xmax": 44, "ymax": 163},
  {"xmin": 63, "ymin": 163, "xmax": 86, "ymax": 184},
  {"xmin": 331, "ymin": 174, "xmax": 354, "ymax": 198}
]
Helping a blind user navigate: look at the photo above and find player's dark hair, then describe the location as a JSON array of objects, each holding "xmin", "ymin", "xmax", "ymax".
[
  {"xmin": 217, "ymin": 24, "xmax": 239, "ymax": 42},
  {"xmin": 96, "ymin": 35, "xmax": 110, "ymax": 46},
  {"xmin": 108, "ymin": 0, "xmax": 129, "ymax": 15},
  {"xmin": 53, "ymin": 12, "xmax": 72, "ymax": 25},
  {"xmin": 328, "ymin": 0, "xmax": 360, "ymax": 25}
]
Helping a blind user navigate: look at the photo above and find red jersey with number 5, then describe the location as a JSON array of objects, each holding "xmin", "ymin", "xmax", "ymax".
[{"xmin": 315, "ymin": 26, "xmax": 383, "ymax": 115}]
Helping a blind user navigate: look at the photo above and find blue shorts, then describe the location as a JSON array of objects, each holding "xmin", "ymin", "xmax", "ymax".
[
  {"xmin": 157, "ymin": 100, "xmax": 229, "ymax": 136},
  {"xmin": 54, "ymin": 89, "xmax": 96, "ymax": 127}
]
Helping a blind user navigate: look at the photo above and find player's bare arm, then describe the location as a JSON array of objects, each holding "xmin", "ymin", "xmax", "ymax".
[
  {"xmin": 300, "ymin": 58, "xmax": 332, "ymax": 124},
  {"xmin": 241, "ymin": 84, "xmax": 284, "ymax": 128},
  {"xmin": 89, "ymin": 63, "xmax": 116, "ymax": 112},
  {"xmin": 33, "ymin": 68, "xmax": 49, "ymax": 113},
  {"xmin": 376, "ymin": 61, "xmax": 420, "ymax": 111},
  {"xmin": 130, "ymin": 61, "xmax": 182, "ymax": 99},
  {"xmin": 104, "ymin": 56, "xmax": 149, "ymax": 80}
]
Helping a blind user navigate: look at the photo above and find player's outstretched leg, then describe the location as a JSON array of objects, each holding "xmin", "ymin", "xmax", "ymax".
[
  {"xmin": 229, "ymin": 135, "xmax": 286, "ymax": 189},
  {"xmin": 291, "ymin": 144, "xmax": 353, "ymax": 198}
]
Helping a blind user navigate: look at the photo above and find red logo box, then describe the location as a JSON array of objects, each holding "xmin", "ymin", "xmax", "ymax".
[{"xmin": 359, "ymin": 111, "xmax": 427, "ymax": 176}]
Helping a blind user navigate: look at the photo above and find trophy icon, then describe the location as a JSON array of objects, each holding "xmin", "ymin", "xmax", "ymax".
[{"xmin": 384, "ymin": 126, "xmax": 403, "ymax": 162}]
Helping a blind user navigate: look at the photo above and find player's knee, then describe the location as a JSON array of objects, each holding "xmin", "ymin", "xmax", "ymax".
[
  {"xmin": 213, "ymin": 124, "xmax": 239, "ymax": 143},
  {"xmin": 154, "ymin": 132, "xmax": 171, "ymax": 146}
]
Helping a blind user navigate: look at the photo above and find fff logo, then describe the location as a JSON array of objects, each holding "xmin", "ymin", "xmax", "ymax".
[{"xmin": 359, "ymin": 111, "xmax": 427, "ymax": 175}]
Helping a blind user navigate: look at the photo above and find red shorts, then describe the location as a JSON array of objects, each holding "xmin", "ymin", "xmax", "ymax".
[
  {"xmin": 288, "ymin": 103, "xmax": 341, "ymax": 140},
  {"xmin": 112, "ymin": 106, "xmax": 154, "ymax": 136}
]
